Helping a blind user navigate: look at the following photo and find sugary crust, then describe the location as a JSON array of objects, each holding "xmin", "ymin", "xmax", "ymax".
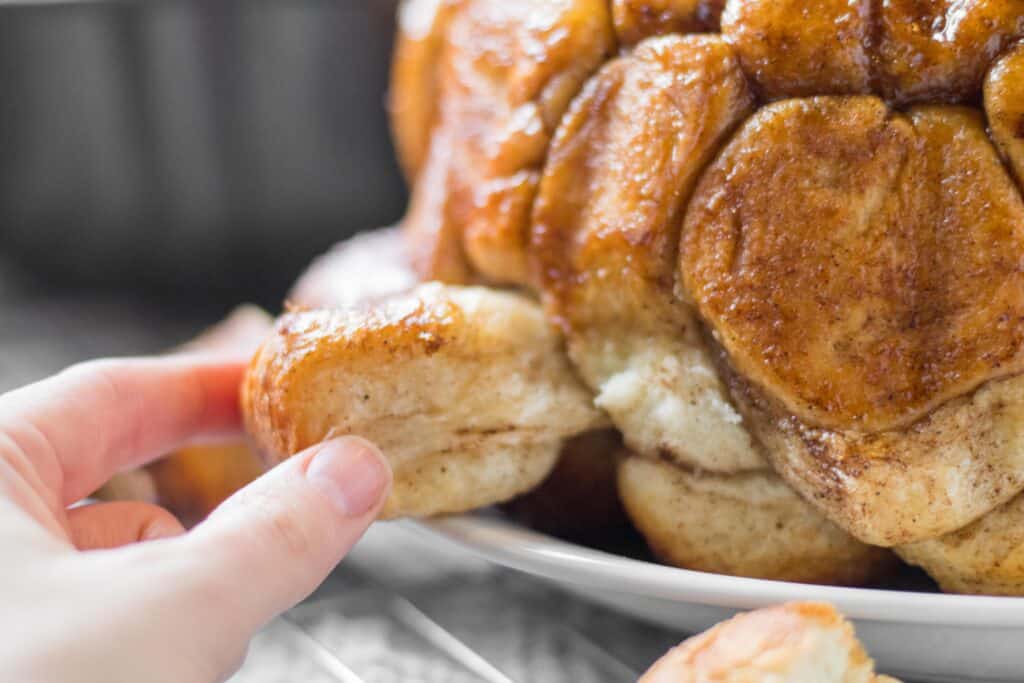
[
  {"xmin": 389, "ymin": 0, "xmax": 460, "ymax": 182},
  {"xmin": 682, "ymin": 97, "xmax": 1024, "ymax": 434},
  {"xmin": 242, "ymin": 283, "xmax": 607, "ymax": 519},
  {"xmin": 613, "ymin": 0, "xmax": 724, "ymax": 45},
  {"xmin": 639, "ymin": 602, "xmax": 896, "ymax": 683},
  {"xmin": 722, "ymin": 0, "xmax": 1024, "ymax": 104},
  {"xmin": 618, "ymin": 456, "xmax": 893, "ymax": 583},
  {"xmin": 722, "ymin": 0, "xmax": 872, "ymax": 99},
  {"xmin": 374, "ymin": 0, "xmax": 1024, "ymax": 591},
  {"xmin": 397, "ymin": 0, "xmax": 614, "ymax": 284},
  {"xmin": 532, "ymin": 34, "xmax": 761, "ymax": 473},
  {"xmin": 873, "ymin": 0, "xmax": 1024, "ymax": 105}
]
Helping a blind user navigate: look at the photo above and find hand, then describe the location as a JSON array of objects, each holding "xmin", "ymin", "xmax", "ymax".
[{"xmin": 0, "ymin": 355, "xmax": 391, "ymax": 682}]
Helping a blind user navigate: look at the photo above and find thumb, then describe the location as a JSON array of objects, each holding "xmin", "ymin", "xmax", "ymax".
[{"xmin": 178, "ymin": 436, "xmax": 391, "ymax": 633}]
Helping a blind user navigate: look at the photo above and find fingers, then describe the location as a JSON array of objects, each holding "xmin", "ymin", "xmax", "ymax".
[
  {"xmin": 0, "ymin": 356, "xmax": 247, "ymax": 507},
  {"xmin": 180, "ymin": 437, "xmax": 391, "ymax": 633},
  {"xmin": 67, "ymin": 501, "xmax": 185, "ymax": 550}
]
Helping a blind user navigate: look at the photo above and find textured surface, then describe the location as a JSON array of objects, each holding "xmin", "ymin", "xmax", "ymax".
[
  {"xmin": 243, "ymin": 283, "xmax": 605, "ymax": 519},
  {"xmin": 396, "ymin": 0, "xmax": 615, "ymax": 284},
  {"xmin": 531, "ymin": 34, "xmax": 759, "ymax": 473},
  {"xmin": 617, "ymin": 457, "xmax": 893, "ymax": 584}
]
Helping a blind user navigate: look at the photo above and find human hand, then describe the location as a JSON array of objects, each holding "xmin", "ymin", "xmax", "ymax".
[{"xmin": 0, "ymin": 355, "xmax": 391, "ymax": 682}]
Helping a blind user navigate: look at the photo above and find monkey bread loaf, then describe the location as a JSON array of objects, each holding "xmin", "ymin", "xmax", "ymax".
[{"xmin": 244, "ymin": 0, "xmax": 1024, "ymax": 594}]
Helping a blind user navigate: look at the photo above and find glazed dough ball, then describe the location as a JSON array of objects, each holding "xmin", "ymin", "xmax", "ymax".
[
  {"xmin": 243, "ymin": 283, "xmax": 607, "ymax": 519},
  {"xmin": 618, "ymin": 456, "xmax": 893, "ymax": 584}
]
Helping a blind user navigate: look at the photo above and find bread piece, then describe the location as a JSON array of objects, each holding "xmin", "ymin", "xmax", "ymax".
[
  {"xmin": 612, "ymin": 0, "xmax": 723, "ymax": 45},
  {"xmin": 532, "ymin": 34, "xmax": 761, "ymax": 473},
  {"xmin": 243, "ymin": 283, "xmax": 607, "ymax": 518},
  {"xmin": 639, "ymin": 602, "xmax": 899, "ymax": 682},
  {"xmin": 722, "ymin": 0, "xmax": 872, "ymax": 99},
  {"xmin": 389, "ymin": 0, "xmax": 461, "ymax": 182},
  {"xmin": 874, "ymin": 0, "xmax": 1023, "ymax": 105},
  {"xmin": 682, "ymin": 97, "xmax": 1024, "ymax": 546},
  {"xmin": 398, "ymin": 0, "xmax": 614, "ymax": 284},
  {"xmin": 618, "ymin": 456, "xmax": 893, "ymax": 584}
]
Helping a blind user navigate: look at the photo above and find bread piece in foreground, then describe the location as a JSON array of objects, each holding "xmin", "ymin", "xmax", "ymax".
[
  {"xmin": 243, "ymin": 283, "xmax": 607, "ymax": 519},
  {"xmin": 639, "ymin": 601, "xmax": 899, "ymax": 682},
  {"xmin": 618, "ymin": 456, "xmax": 893, "ymax": 585}
]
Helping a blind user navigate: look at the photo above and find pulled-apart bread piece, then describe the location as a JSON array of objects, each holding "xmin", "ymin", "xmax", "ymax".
[
  {"xmin": 897, "ymin": 491, "xmax": 1024, "ymax": 596},
  {"xmin": 243, "ymin": 283, "xmax": 607, "ymax": 519},
  {"xmin": 722, "ymin": 0, "xmax": 1023, "ymax": 104},
  {"xmin": 639, "ymin": 602, "xmax": 899, "ymax": 683},
  {"xmin": 682, "ymin": 96, "xmax": 1024, "ymax": 546},
  {"xmin": 532, "ymin": 34, "xmax": 761, "ymax": 474},
  {"xmin": 618, "ymin": 457, "xmax": 893, "ymax": 584}
]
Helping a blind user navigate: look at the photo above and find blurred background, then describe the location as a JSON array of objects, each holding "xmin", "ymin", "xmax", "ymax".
[{"xmin": 1, "ymin": 0, "xmax": 407, "ymax": 389}]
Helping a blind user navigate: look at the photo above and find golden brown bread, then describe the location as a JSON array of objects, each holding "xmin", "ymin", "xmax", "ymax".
[
  {"xmin": 243, "ymin": 283, "xmax": 607, "ymax": 519},
  {"xmin": 679, "ymin": 96, "xmax": 1024, "ymax": 545},
  {"xmin": 731, "ymin": 369, "xmax": 1024, "ymax": 547},
  {"xmin": 612, "ymin": 0, "xmax": 723, "ymax": 44},
  {"xmin": 532, "ymin": 34, "xmax": 760, "ymax": 473},
  {"xmin": 639, "ymin": 602, "xmax": 899, "ymax": 682},
  {"xmin": 395, "ymin": 0, "xmax": 614, "ymax": 284},
  {"xmin": 618, "ymin": 457, "xmax": 893, "ymax": 584},
  {"xmin": 721, "ymin": 0, "xmax": 873, "ymax": 99},
  {"xmin": 681, "ymin": 97, "xmax": 1024, "ymax": 434},
  {"xmin": 872, "ymin": 0, "xmax": 1023, "ymax": 105},
  {"xmin": 145, "ymin": 443, "xmax": 265, "ymax": 525},
  {"xmin": 388, "ymin": 0, "xmax": 459, "ymax": 182},
  {"xmin": 722, "ymin": 0, "xmax": 1023, "ymax": 104}
]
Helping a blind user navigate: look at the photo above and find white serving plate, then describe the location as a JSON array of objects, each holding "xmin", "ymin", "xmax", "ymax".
[{"xmin": 413, "ymin": 515, "xmax": 1024, "ymax": 682}]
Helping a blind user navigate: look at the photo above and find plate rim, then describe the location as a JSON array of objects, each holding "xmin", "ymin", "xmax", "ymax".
[{"xmin": 408, "ymin": 515, "xmax": 1024, "ymax": 628}]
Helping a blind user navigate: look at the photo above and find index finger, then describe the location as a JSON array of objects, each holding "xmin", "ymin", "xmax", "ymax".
[{"xmin": 0, "ymin": 355, "xmax": 249, "ymax": 506}]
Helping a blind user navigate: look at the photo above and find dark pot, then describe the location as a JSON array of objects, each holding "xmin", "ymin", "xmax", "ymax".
[{"xmin": 0, "ymin": 0, "xmax": 406, "ymax": 303}]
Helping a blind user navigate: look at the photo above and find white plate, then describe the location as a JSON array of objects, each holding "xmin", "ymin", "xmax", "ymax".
[{"xmin": 412, "ymin": 515, "xmax": 1024, "ymax": 682}]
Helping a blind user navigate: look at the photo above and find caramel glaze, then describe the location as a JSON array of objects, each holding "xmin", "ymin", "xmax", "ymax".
[
  {"xmin": 397, "ymin": 0, "xmax": 615, "ymax": 285},
  {"xmin": 612, "ymin": 0, "xmax": 725, "ymax": 45},
  {"xmin": 682, "ymin": 96, "xmax": 1024, "ymax": 433},
  {"xmin": 532, "ymin": 34, "xmax": 754, "ymax": 338},
  {"xmin": 722, "ymin": 0, "xmax": 1024, "ymax": 104}
]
